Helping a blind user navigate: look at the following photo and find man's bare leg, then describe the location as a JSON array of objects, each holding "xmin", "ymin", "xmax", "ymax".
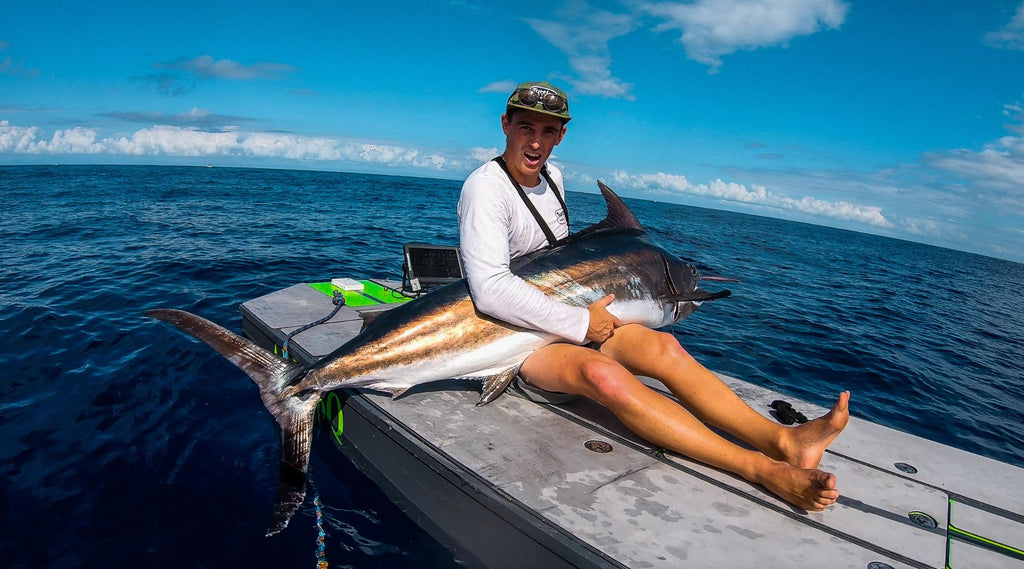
[
  {"xmin": 599, "ymin": 324, "xmax": 849, "ymax": 469},
  {"xmin": 520, "ymin": 342, "xmax": 841, "ymax": 511}
]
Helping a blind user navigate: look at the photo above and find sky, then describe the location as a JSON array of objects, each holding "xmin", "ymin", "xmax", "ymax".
[{"xmin": 3, "ymin": 1, "xmax": 1024, "ymax": 263}]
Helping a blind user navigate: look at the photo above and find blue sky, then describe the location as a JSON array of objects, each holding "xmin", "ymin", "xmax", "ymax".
[{"xmin": 3, "ymin": 1, "xmax": 1024, "ymax": 263}]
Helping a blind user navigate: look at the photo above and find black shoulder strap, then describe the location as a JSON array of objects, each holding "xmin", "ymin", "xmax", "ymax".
[
  {"xmin": 493, "ymin": 156, "xmax": 569, "ymax": 247},
  {"xmin": 541, "ymin": 165, "xmax": 570, "ymax": 227}
]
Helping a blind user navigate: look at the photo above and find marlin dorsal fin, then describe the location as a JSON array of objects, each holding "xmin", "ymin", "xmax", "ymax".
[
  {"xmin": 572, "ymin": 181, "xmax": 644, "ymax": 238},
  {"xmin": 596, "ymin": 181, "xmax": 643, "ymax": 231}
]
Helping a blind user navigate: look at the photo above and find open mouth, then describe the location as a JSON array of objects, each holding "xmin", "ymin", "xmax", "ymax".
[{"xmin": 524, "ymin": 151, "xmax": 542, "ymax": 166}]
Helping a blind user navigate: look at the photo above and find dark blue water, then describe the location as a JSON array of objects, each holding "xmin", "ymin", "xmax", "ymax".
[{"xmin": 2, "ymin": 165, "xmax": 1022, "ymax": 568}]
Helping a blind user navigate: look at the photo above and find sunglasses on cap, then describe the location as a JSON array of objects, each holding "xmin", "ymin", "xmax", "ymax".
[{"xmin": 511, "ymin": 86, "xmax": 568, "ymax": 114}]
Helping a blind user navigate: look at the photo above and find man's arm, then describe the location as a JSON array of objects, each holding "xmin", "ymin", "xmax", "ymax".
[{"xmin": 458, "ymin": 174, "xmax": 593, "ymax": 343}]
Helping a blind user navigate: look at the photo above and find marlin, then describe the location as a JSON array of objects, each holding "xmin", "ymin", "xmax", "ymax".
[{"xmin": 147, "ymin": 182, "xmax": 730, "ymax": 535}]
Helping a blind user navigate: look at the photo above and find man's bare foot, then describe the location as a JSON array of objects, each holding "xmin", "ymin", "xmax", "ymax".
[
  {"xmin": 775, "ymin": 391, "xmax": 850, "ymax": 469},
  {"xmin": 756, "ymin": 460, "xmax": 840, "ymax": 511}
]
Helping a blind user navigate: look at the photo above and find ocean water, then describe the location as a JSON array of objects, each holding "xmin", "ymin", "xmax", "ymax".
[{"xmin": 1, "ymin": 164, "xmax": 1021, "ymax": 568}]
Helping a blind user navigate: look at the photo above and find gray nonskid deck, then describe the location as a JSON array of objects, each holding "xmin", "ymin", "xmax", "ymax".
[
  {"xmin": 240, "ymin": 282, "xmax": 1024, "ymax": 569},
  {"xmin": 364, "ymin": 388, "xmax": 923, "ymax": 568}
]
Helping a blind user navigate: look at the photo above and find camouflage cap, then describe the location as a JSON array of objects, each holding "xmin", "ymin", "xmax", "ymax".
[{"xmin": 506, "ymin": 81, "xmax": 571, "ymax": 123}]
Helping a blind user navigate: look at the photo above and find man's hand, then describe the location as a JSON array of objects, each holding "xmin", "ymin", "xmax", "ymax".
[{"xmin": 586, "ymin": 294, "xmax": 621, "ymax": 344}]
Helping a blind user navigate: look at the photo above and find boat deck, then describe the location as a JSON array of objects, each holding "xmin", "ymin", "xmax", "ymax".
[{"xmin": 240, "ymin": 280, "xmax": 1024, "ymax": 569}]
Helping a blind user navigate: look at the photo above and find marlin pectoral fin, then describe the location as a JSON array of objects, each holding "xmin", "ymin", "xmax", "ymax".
[
  {"xmin": 478, "ymin": 366, "xmax": 521, "ymax": 406},
  {"xmin": 665, "ymin": 289, "xmax": 732, "ymax": 302}
]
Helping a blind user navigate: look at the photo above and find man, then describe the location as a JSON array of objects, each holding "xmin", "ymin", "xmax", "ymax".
[{"xmin": 458, "ymin": 81, "xmax": 850, "ymax": 511}]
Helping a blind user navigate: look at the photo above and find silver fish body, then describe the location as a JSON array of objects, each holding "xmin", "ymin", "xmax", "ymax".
[{"xmin": 304, "ymin": 228, "xmax": 705, "ymax": 399}]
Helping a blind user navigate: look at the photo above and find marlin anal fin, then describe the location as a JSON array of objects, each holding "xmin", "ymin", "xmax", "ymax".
[
  {"xmin": 146, "ymin": 308, "xmax": 315, "ymax": 536},
  {"xmin": 478, "ymin": 366, "xmax": 521, "ymax": 406},
  {"xmin": 358, "ymin": 382, "xmax": 411, "ymax": 399}
]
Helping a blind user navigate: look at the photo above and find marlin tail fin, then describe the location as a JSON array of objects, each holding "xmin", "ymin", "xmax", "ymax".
[{"xmin": 146, "ymin": 308, "xmax": 318, "ymax": 536}]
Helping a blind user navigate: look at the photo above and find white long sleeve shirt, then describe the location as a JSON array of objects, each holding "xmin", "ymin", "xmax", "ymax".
[{"xmin": 457, "ymin": 160, "xmax": 590, "ymax": 344}]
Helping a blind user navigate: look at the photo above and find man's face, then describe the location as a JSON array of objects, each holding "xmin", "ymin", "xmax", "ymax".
[{"xmin": 501, "ymin": 110, "xmax": 566, "ymax": 186}]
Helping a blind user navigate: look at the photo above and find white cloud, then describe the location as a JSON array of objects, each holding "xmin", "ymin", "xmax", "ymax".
[
  {"xmin": 927, "ymin": 140, "xmax": 1024, "ymax": 213},
  {"xmin": 518, "ymin": 0, "xmax": 849, "ymax": 96},
  {"xmin": 521, "ymin": 0, "xmax": 848, "ymax": 94},
  {"xmin": 101, "ymin": 108, "xmax": 255, "ymax": 127},
  {"xmin": 0, "ymin": 122, "xmax": 107, "ymax": 154},
  {"xmin": 108, "ymin": 126, "xmax": 241, "ymax": 157},
  {"xmin": 470, "ymin": 147, "xmax": 499, "ymax": 163},
  {"xmin": 985, "ymin": 1, "xmax": 1024, "ymax": 50},
  {"xmin": 0, "ymin": 122, "xmax": 452, "ymax": 170},
  {"xmin": 899, "ymin": 217, "xmax": 953, "ymax": 239},
  {"xmin": 0, "ymin": 121, "xmax": 39, "ymax": 152},
  {"xmin": 479, "ymin": 80, "xmax": 517, "ymax": 94},
  {"xmin": 155, "ymin": 55, "xmax": 296, "ymax": 80},
  {"xmin": 593, "ymin": 158, "xmax": 1023, "ymax": 261},
  {"xmin": 640, "ymin": 0, "xmax": 849, "ymax": 72},
  {"xmin": 39, "ymin": 127, "xmax": 108, "ymax": 154},
  {"xmin": 525, "ymin": 3, "xmax": 637, "ymax": 99},
  {"xmin": 921, "ymin": 103, "xmax": 1024, "ymax": 214},
  {"xmin": 138, "ymin": 55, "xmax": 296, "ymax": 96},
  {"xmin": 610, "ymin": 169, "xmax": 891, "ymax": 226}
]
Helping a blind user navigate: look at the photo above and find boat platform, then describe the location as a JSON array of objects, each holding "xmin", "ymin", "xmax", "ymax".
[{"xmin": 239, "ymin": 279, "xmax": 1024, "ymax": 569}]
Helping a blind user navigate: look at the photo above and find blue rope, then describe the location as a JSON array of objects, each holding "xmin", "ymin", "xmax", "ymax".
[
  {"xmin": 282, "ymin": 291, "xmax": 346, "ymax": 360},
  {"xmin": 311, "ymin": 473, "xmax": 329, "ymax": 569}
]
